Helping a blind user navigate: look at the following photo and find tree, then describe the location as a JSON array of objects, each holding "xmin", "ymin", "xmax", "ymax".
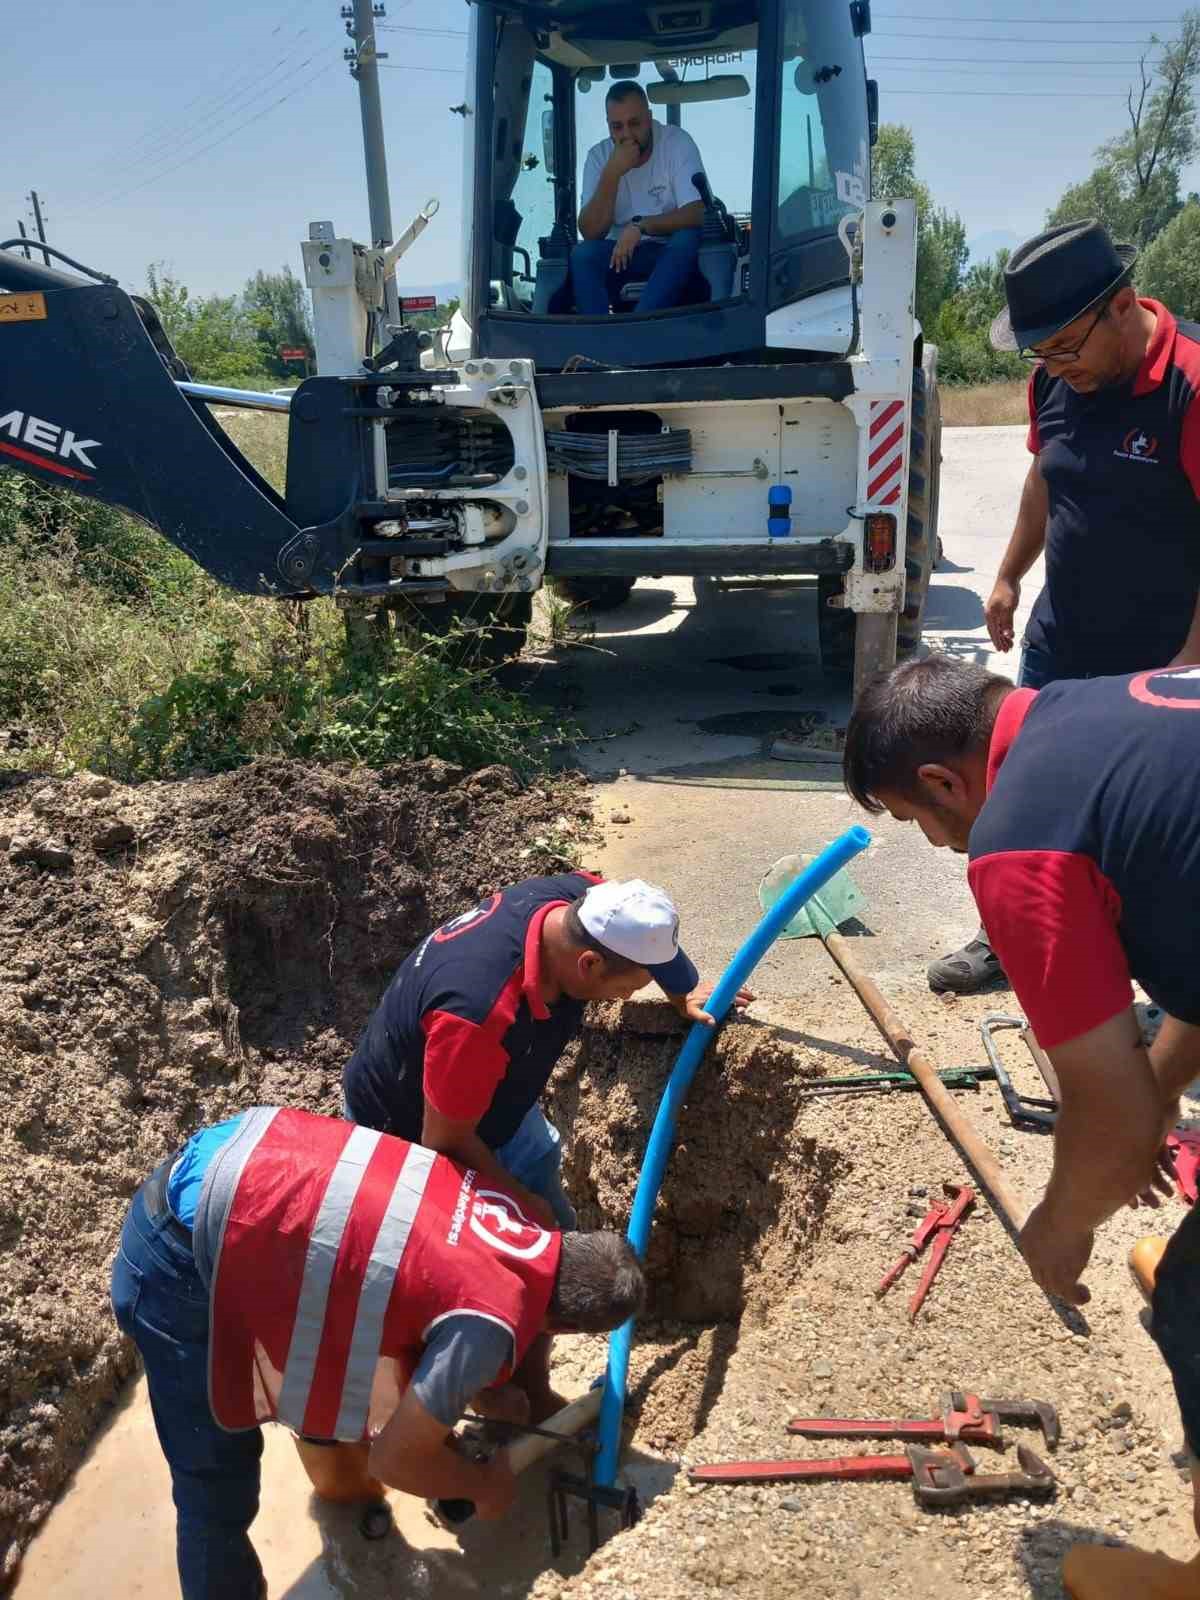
[
  {"xmin": 242, "ymin": 267, "xmax": 313, "ymax": 377},
  {"xmin": 873, "ymin": 125, "xmax": 969, "ymax": 330},
  {"xmin": 144, "ymin": 264, "xmax": 270, "ymax": 387},
  {"xmin": 1049, "ymin": 9, "xmax": 1200, "ymax": 246},
  {"xmin": 1137, "ymin": 201, "xmax": 1200, "ymax": 319}
]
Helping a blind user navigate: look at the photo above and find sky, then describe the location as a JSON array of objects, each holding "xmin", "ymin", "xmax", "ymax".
[{"xmin": 5, "ymin": 0, "xmax": 1199, "ymax": 301}]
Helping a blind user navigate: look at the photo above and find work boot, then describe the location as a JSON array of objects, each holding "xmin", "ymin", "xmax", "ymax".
[
  {"xmin": 927, "ymin": 928, "xmax": 1006, "ymax": 994},
  {"xmin": 1129, "ymin": 1235, "xmax": 1169, "ymax": 1304},
  {"xmin": 1063, "ymin": 1542, "xmax": 1200, "ymax": 1599}
]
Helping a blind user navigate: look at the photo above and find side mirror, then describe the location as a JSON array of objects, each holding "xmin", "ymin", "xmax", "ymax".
[
  {"xmin": 850, "ymin": 0, "xmax": 871, "ymax": 37},
  {"xmin": 541, "ymin": 108, "xmax": 556, "ymax": 176},
  {"xmin": 866, "ymin": 78, "xmax": 879, "ymax": 146}
]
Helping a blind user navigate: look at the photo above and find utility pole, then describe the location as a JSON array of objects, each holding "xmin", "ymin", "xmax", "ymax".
[
  {"xmin": 27, "ymin": 191, "xmax": 50, "ymax": 268},
  {"xmin": 16, "ymin": 221, "xmax": 31, "ymax": 261},
  {"xmin": 342, "ymin": 0, "xmax": 399, "ymax": 323}
]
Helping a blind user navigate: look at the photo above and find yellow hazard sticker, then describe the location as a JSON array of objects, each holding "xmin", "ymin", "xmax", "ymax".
[{"xmin": 0, "ymin": 292, "xmax": 47, "ymax": 323}]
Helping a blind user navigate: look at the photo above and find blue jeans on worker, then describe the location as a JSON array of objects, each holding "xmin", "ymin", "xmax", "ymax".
[
  {"xmin": 1016, "ymin": 642, "xmax": 1069, "ymax": 690},
  {"xmin": 495, "ymin": 1104, "xmax": 578, "ymax": 1229},
  {"xmin": 111, "ymin": 1180, "xmax": 265, "ymax": 1600},
  {"xmin": 569, "ymin": 227, "xmax": 701, "ymax": 314}
]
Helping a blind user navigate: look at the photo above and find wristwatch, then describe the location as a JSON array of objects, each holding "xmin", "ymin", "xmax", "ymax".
[{"xmin": 630, "ymin": 215, "xmax": 644, "ymax": 231}]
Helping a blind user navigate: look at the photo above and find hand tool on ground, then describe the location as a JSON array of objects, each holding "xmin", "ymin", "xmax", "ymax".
[
  {"xmin": 688, "ymin": 1441, "xmax": 976, "ymax": 1486},
  {"xmin": 787, "ymin": 1390, "xmax": 1060, "ymax": 1450},
  {"xmin": 876, "ymin": 1182, "xmax": 974, "ymax": 1319},
  {"xmin": 1166, "ymin": 1130, "xmax": 1200, "ymax": 1205},
  {"xmin": 797, "ymin": 1066, "xmax": 993, "ymax": 1097},
  {"xmin": 435, "ymin": 1387, "xmax": 602, "ymax": 1528},
  {"xmin": 760, "ymin": 856, "xmax": 1027, "ymax": 1238},
  {"xmin": 906, "ymin": 1442, "xmax": 1055, "ymax": 1506},
  {"xmin": 979, "ymin": 1014, "xmax": 1059, "ymax": 1129}
]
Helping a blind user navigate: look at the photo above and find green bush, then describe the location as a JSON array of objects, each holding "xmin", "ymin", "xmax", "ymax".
[{"xmin": 1138, "ymin": 202, "xmax": 1200, "ymax": 320}]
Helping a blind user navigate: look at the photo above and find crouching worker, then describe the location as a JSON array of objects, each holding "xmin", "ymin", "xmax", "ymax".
[{"xmin": 110, "ymin": 1105, "xmax": 645, "ymax": 1600}]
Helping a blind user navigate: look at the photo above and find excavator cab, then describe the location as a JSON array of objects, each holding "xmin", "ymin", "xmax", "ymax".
[{"xmin": 465, "ymin": 0, "xmax": 874, "ymax": 368}]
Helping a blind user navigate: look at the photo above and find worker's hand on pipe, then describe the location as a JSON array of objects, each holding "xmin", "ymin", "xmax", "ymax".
[
  {"xmin": 670, "ymin": 987, "xmax": 756, "ymax": 1027},
  {"xmin": 610, "ymin": 222, "xmax": 643, "ymax": 272},
  {"xmin": 473, "ymin": 1455, "xmax": 518, "ymax": 1521},
  {"xmin": 984, "ymin": 577, "xmax": 1020, "ymax": 652},
  {"xmin": 1018, "ymin": 1200, "xmax": 1093, "ymax": 1305}
]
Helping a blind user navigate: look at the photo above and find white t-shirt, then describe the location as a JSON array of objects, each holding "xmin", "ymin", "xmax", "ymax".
[{"xmin": 580, "ymin": 119, "xmax": 707, "ymax": 239}]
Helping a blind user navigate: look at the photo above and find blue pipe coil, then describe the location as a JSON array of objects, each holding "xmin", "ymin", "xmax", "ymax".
[{"xmin": 593, "ymin": 824, "xmax": 871, "ymax": 1486}]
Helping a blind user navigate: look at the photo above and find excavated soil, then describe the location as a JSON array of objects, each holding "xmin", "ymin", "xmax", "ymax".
[{"xmin": 0, "ymin": 757, "xmax": 595, "ymax": 1585}]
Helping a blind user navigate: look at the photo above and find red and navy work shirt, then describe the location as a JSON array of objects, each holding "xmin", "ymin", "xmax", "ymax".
[
  {"xmin": 968, "ymin": 669, "xmax": 1200, "ymax": 1050},
  {"xmin": 343, "ymin": 872, "xmax": 605, "ymax": 1148},
  {"xmin": 1025, "ymin": 298, "xmax": 1200, "ymax": 676}
]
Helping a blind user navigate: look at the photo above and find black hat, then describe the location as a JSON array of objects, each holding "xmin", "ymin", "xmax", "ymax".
[{"xmin": 990, "ymin": 220, "xmax": 1137, "ymax": 352}]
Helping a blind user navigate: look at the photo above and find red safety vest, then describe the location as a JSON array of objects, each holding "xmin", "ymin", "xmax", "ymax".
[{"xmin": 204, "ymin": 1107, "xmax": 561, "ymax": 1438}]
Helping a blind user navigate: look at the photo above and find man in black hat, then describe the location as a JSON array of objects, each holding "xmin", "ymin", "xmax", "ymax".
[{"xmin": 929, "ymin": 219, "xmax": 1200, "ymax": 996}]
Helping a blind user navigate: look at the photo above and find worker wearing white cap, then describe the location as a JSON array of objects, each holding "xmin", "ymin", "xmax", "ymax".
[{"xmin": 344, "ymin": 870, "xmax": 750, "ymax": 1419}]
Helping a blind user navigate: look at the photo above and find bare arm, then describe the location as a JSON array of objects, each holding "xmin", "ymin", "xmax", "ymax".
[
  {"xmin": 369, "ymin": 1389, "xmax": 516, "ymax": 1518},
  {"xmin": 421, "ymin": 1102, "xmax": 556, "ymax": 1229},
  {"xmin": 641, "ymin": 201, "xmax": 705, "ymax": 237},
  {"xmin": 579, "ymin": 164, "xmax": 622, "ymax": 240},
  {"xmin": 1148, "ymin": 1012, "xmax": 1200, "ymax": 1106},
  {"xmin": 1166, "ymin": 593, "xmax": 1200, "ymax": 667},
  {"xmin": 1019, "ymin": 1009, "xmax": 1163, "ymax": 1304},
  {"xmin": 985, "ymin": 456, "xmax": 1048, "ymax": 652}
]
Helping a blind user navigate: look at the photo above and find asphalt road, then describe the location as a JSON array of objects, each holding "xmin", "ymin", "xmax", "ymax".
[{"xmin": 528, "ymin": 424, "xmax": 1040, "ymax": 1000}]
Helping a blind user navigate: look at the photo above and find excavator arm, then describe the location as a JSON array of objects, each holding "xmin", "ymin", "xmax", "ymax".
[{"xmin": 0, "ymin": 245, "xmax": 411, "ymax": 599}]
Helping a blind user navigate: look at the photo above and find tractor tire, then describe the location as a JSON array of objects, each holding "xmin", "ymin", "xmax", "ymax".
[
  {"xmin": 549, "ymin": 576, "xmax": 637, "ymax": 612},
  {"xmin": 409, "ymin": 590, "xmax": 533, "ymax": 668},
  {"xmin": 897, "ymin": 355, "xmax": 942, "ymax": 657}
]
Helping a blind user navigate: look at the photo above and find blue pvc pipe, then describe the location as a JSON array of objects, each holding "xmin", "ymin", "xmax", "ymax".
[{"xmin": 593, "ymin": 825, "xmax": 871, "ymax": 1486}]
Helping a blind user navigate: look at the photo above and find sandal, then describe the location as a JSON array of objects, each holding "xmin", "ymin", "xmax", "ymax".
[{"xmin": 927, "ymin": 933, "xmax": 1007, "ymax": 995}]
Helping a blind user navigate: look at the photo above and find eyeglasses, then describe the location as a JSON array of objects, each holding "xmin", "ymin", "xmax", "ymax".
[{"xmin": 1020, "ymin": 301, "xmax": 1109, "ymax": 365}]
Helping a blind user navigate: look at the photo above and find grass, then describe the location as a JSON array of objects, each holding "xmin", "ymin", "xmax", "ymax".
[
  {"xmin": 0, "ymin": 410, "xmax": 567, "ymax": 781},
  {"xmin": 940, "ymin": 379, "xmax": 1027, "ymax": 428}
]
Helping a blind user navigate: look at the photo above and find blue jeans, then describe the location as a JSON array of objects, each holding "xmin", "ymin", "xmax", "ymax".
[
  {"xmin": 1017, "ymin": 642, "xmax": 1070, "ymax": 689},
  {"xmin": 569, "ymin": 228, "xmax": 702, "ymax": 314},
  {"xmin": 111, "ymin": 1183, "xmax": 265, "ymax": 1600},
  {"xmin": 495, "ymin": 1105, "xmax": 578, "ymax": 1229}
]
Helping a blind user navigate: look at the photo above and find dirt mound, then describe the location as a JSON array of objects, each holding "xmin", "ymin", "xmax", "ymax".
[
  {"xmin": 549, "ymin": 1000, "xmax": 849, "ymax": 1325},
  {"xmin": 0, "ymin": 758, "xmax": 591, "ymax": 1584}
]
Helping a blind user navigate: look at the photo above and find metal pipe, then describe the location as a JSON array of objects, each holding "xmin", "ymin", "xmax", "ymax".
[
  {"xmin": 178, "ymin": 382, "xmax": 291, "ymax": 413},
  {"xmin": 594, "ymin": 825, "xmax": 872, "ymax": 1487}
]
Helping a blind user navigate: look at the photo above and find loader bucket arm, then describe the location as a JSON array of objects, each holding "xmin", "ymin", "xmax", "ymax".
[{"xmin": 0, "ymin": 247, "xmax": 310, "ymax": 597}]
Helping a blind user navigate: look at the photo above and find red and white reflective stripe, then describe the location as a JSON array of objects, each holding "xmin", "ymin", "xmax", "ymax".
[
  {"xmin": 867, "ymin": 398, "xmax": 905, "ymax": 506},
  {"xmin": 276, "ymin": 1126, "xmax": 435, "ymax": 1436}
]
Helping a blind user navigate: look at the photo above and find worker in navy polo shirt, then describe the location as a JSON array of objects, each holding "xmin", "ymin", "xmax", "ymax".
[
  {"xmin": 344, "ymin": 873, "xmax": 746, "ymax": 1417},
  {"xmin": 930, "ymin": 220, "xmax": 1200, "ymax": 997},
  {"xmin": 843, "ymin": 655, "xmax": 1200, "ymax": 1589}
]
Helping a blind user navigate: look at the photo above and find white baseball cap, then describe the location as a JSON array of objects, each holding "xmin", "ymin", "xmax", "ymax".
[{"xmin": 576, "ymin": 879, "xmax": 698, "ymax": 994}]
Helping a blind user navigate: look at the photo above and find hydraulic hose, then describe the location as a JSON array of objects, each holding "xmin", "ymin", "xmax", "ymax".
[{"xmin": 593, "ymin": 824, "xmax": 872, "ymax": 1486}]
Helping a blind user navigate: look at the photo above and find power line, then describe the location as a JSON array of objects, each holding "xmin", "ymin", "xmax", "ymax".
[
  {"xmin": 378, "ymin": 23, "xmax": 467, "ymax": 37},
  {"xmin": 871, "ymin": 54, "xmax": 1146, "ymax": 67},
  {"xmin": 884, "ymin": 87, "xmax": 1126, "ymax": 96},
  {"xmin": 872, "ymin": 11, "xmax": 1184, "ymax": 21},
  {"xmin": 60, "ymin": 58, "xmax": 342, "ymax": 220},
  {"xmin": 73, "ymin": 47, "xmax": 338, "ymax": 216},
  {"xmin": 874, "ymin": 59, "xmax": 1141, "ymax": 73},
  {"xmin": 874, "ymin": 29, "xmax": 1162, "ymax": 43},
  {"xmin": 378, "ymin": 63, "xmax": 464, "ymax": 74}
]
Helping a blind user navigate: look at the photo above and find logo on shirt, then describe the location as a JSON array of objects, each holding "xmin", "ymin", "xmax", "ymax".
[
  {"xmin": 469, "ymin": 1190, "xmax": 552, "ymax": 1260},
  {"xmin": 1114, "ymin": 429, "xmax": 1159, "ymax": 464},
  {"xmin": 1129, "ymin": 666, "xmax": 1200, "ymax": 709},
  {"xmin": 433, "ymin": 892, "xmax": 503, "ymax": 943}
]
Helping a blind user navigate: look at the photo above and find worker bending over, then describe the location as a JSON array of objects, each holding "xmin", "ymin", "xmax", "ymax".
[
  {"xmin": 843, "ymin": 655, "xmax": 1200, "ymax": 1593},
  {"xmin": 344, "ymin": 872, "xmax": 746, "ymax": 1418},
  {"xmin": 111, "ymin": 1106, "xmax": 644, "ymax": 1600}
]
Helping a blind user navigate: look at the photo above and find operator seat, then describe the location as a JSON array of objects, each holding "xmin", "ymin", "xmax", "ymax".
[{"xmin": 614, "ymin": 171, "xmax": 738, "ymax": 310}]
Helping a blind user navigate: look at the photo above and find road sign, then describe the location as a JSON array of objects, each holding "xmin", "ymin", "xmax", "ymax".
[
  {"xmin": 401, "ymin": 295, "xmax": 436, "ymax": 312},
  {"xmin": 279, "ymin": 346, "xmax": 309, "ymax": 360}
]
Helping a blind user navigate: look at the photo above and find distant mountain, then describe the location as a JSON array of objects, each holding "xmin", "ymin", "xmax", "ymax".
[{"xmin": 967, "ymin": 230, "xmax": 1022, "ymax": 266}]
